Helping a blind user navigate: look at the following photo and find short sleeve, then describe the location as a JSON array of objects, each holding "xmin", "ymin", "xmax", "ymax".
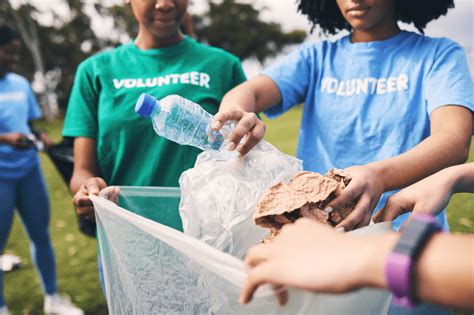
[
  {"xmin": 62, "ymin": 60, "xmax": 100, "ymax": 138},
  {"xmin": 425, "ymin": 40, "xmax": 474, "ymax": 114},
  {"xmin": 231, "ymin": 58, "xmax": 247, "ymax": 87},
  {"xmin": 262, "ymin": 43, "xmax": 312, "ymax": 118},
  {"xmin": 27, "ymin": 85, "xmax": 42, "ymax": 121}
]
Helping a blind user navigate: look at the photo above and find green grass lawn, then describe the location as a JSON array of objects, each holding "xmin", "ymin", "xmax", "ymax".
[{"xmin": 3, "ymin": 109, "xmax": 473, "ymax": 314}]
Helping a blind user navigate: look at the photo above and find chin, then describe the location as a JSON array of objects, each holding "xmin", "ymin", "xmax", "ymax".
[
  {"xmin": 350, "ymin": 21, "xmax": 377, "ymax": 31},
  {"xmin": 151, "ymin": 32, "xmax": 178, "ymax": 41},
  {"xmin": 148, "ymin": 26, "xmax": 178, "ymax": 39}
]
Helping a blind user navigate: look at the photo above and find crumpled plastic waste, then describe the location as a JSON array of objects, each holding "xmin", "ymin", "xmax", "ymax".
[{"xmin": 179, "ymin": 140, "xmax": 302, "ymax": 257}]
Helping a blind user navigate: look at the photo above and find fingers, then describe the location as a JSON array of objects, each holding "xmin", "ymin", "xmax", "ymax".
[
  {"xmin": 240, "ymin": 263, "xmax": 276, "ymax": 304},
  {"xmin": 73, "ymin": 185, "xmax": 94, "ymax": 216},
  {"xmin": 272, "ymin": 285, "xmax": 288, "ymax": 306},
  {"xmin": 98, "ymin": 186, "xmax": 120, "ymax": 203},
  {"xmin": 212, "ymin": 108, "xmax": 245, "ymax": 131},
  {"xmin": 226, "ymin": 112, "xmax": 263, "ymax": 152},
  {"xmin": 399, "ymin": 203, "xmax": 434, "ymax": 230},
  {"xmin": 335, "ymin": 195, "xmax": 371, "ymax": 231},
  {"xmin": 73, "ymin": 177, "xmax": 108, "ymax": 217},
  {"xmin": 354, "ymin": 208, "xmax": 373, "ymax": 230},
  {"xmin": 86, "ymin": 178, "xmax": 101, "ymax": 196},
  {"xmin": 109, "ymin": 186, "xmax": 121, "ymax": 204},
  {"xmin": 372, "ymin": 207, "xmax": 382, "ymax": 222},
  {"xmin": 373, "ymin": 195, "xmax": 409, "ymax": 223},
  {"xmin": 242, "ymin": 243, "xmax": 285, "ymax": 305},
  {"xmin": 236, "ymin": 123, "xmax": 266, "ymax": 156},
  {"xmin": 212, "ymin": 109, "xmax": 265, "ymax": 155},
  {"xmin": 245, "ymin": 244, "xmax": 273, "ymax": 267},
  {"xmin": 324, "ymin": 185, "xmax": 358, "ymax": 213}
]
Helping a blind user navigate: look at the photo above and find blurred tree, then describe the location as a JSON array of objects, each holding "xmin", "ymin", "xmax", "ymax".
[
  {"xmin": 1, "ymin": 0, "xmax": 306, "ymax": 118},
  {"xmin": 1, "ymin": 0, "xmax": 110, "ymax": 118},
  {"xmin": 193, "ymin": 0, "xmax": 306, "ymax": 62}
]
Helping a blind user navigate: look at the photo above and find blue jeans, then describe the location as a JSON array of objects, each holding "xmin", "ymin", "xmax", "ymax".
[{"xmin": 0, "ymin": 164, "xmax": 57, "ymax": 306}]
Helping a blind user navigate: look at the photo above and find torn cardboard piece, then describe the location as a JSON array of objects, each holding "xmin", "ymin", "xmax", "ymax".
[{"xmin": 254, "ymin": 169, "xmax": 355, "ymax": 242}]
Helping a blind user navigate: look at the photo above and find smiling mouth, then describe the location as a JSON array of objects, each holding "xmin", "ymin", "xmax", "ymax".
[
  {"xmin": 151, "ymin": 19, "xmax": 177, "ymax": 28},
  {"xmin": 347, "ymin": 6, "xmax": 371, "ymax": 18}
]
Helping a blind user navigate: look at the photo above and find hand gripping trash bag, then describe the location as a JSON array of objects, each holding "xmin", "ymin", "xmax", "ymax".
[{"xmin": 92, "ymin": 141, "xmax": 393, "ymax": 314}]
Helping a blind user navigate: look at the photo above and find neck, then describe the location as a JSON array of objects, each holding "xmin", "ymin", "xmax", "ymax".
[
  {"xmin": 351, "ymin": 21, "xmax": 401, "ymax": 43},
  {"xmin": 134, "ymin": 30, "xmax": 184, "ymax": 50}
]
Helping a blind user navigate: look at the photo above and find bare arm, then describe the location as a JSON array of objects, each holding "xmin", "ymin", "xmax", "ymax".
[
  {"xmin": 70, "ymin": 137, "xmax": 107, "ymax": 217},
  {"xmin": 366, "ymin": 232, "xmax": 473, "ymax": 310},
  {"xmin": 375, "ymin": 162, "xmax": 474, "ymax": 221},
  {"xmin": 452, "ymin": 162, "xmax": 474, "ymax": 193},
  {"xmin": 218, "ymin": 75, "xmax": 282, "ymax": 113},
  {"xmin": 371, "ymin": 106, "xmax": 471, "ymax": 191},
  {"xmin": 408, "ymin": 232, "xmax": 473, "ymax": 310},
  {"xmin": 241, "ymin": 219, "xmax": 474, "ymax": 311},
  {"xmin": 327, "ymin": 105, "xmax": 472, "ymax": 230},
  {"xmin": 0, "ymin": 132, "xmax": 28, "ymax": 147},
  {"xmin": 212, "ymin": 75, "xmax": 281, "ymax": 155}
]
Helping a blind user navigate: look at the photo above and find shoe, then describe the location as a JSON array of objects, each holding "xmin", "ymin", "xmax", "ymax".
[
  {"xmin": 0, "ymin": 306, "xmax": 11, "ymax": 315},
  {"xmin": 44, "ymin": 294, "xmax": 84, "ymax": 315},
  {"xmin": 1, "ymin": 254, "xmax": 22, "ymax": 272}
]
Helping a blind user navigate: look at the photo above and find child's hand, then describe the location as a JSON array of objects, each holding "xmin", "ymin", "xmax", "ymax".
[
  {"xmin": 374, "ymin": 170, "xmax": 454, "ymax": 223},
  {"xmin": 324, "ymin": 165, "xmax": 384, "ymax": 231},
  {"xmin": 240, "ymin": 218, "xmax": 391, "ymax": 305},
  {"xmin": 212, "ymin": 108, "xmax": 266, "ymax": 156},
  {"xmin": 72, "ymin": 177, "xmax": 108, "ymax": 220}
]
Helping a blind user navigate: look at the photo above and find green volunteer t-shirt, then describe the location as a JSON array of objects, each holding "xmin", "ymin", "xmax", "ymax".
[{"xmin": 63, "ymin": 36, "xmax": 246, "ymax": 188}]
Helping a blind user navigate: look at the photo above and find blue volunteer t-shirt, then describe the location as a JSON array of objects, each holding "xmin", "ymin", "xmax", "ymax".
[
  {"xmin": 0, "ymin": 73, "xmax": 42, "ymax": 179},
  {"xmin": 263, "ymin": 31, "xmax": 474, "ymax": 230}
]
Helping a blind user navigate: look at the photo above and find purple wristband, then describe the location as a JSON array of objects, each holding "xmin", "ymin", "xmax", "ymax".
[
  {"xmin": 385, "ymin": 252, "xmax": 415, "ymax": 307},
  {"xmin": 385, "ymin": 214, "xmax": 441, "ymax": 307}
]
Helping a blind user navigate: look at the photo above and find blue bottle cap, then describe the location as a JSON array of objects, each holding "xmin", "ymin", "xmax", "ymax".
[{"xmin": 135, "ymin": 93, "xmax": 157, "ymax": 118}]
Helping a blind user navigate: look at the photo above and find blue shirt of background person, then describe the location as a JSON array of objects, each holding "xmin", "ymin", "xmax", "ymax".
[
  {"xmin": 262, "ymin": 31, "xmax": 474, "ymax": 230},
  {"xmin": 0, "ymin": 73, "xmax": 42, "ymax": 179}
]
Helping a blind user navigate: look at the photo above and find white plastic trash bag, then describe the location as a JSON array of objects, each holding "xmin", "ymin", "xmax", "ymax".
[
  {"xmin": 92, "ymin": 190, "xmax": 392, "ymax": 315},
  {"xmin": 92, "ymin": 140, "xmax": 393, "ymax": 314}
]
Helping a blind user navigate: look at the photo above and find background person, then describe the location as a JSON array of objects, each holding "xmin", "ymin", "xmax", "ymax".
[{"xmin": 0, "ymin": 24, "xmax": 83, "ymax": 315}]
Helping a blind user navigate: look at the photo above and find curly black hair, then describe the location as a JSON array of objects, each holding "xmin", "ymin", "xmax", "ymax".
[{"xmin": 297, "ymin": 0, "xmax": 455, "ymax": 35}]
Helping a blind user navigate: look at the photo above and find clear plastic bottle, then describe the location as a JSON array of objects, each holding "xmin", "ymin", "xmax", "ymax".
[{"xmin": 135, "ymin": 93, "xmax": 226, "ymax": 151}]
